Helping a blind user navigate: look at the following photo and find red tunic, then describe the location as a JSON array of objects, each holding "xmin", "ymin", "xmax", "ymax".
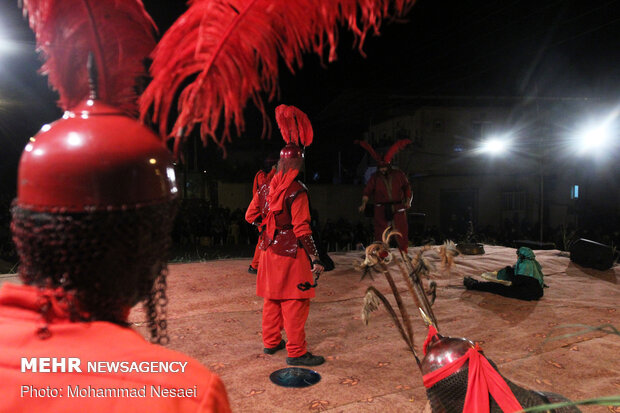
[
  {"xmin": 0, "ymin": 283, "xmax": 231, "ymax": 413},
  {"xmin": 246, "ymin": 178, "xmax": 314, "ymax": 299},
  {"xmin": 363, "ymin": 168, "xmax": 412, "ymax": 250}
]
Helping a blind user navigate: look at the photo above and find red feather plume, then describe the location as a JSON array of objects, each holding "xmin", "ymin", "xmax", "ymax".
[
  {"xmin": 275, "ymin": 105, "xmax": 313, "ymax": 147},
  {"xmin": 21, "ymin": 0, "xmax": 157, "ymax": 114},
  {"xmin": 355, "ymin": 140, "xmax": 382, "ymax": 164},
  {"xmin": 275, "ymin": 105, "xmax": 293, "ymax": 145},
  {"xmin": 140, "ymin": 0, "xmax": 417, "ymax": 154},
  {"xmin": 384, "ymin": 138, "xmax": 411, "ymax": 163}
]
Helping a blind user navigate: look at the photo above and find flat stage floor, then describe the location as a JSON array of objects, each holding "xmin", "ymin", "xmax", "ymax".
[{"xmin": 2, "ymin": 245, "xmax": 619, "ymax": 412}]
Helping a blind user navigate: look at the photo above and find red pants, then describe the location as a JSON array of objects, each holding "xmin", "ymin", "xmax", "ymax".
[
  {"xmin": 262, "ymin": 298, "xmax": 309, "ymax": 357},
  {"xmin": 250, "ymin": 243, "xmax": 262, "ymax": 269},
  {"xmin": 374, "ymin": 207, "xmax": 409, "ymax": 251}
]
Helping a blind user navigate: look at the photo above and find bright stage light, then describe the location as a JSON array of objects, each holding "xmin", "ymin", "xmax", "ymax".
[
  {"xmin": 577, "ymin": 123, "xmax": 613, "ymax": 154},
  {"xmin": 581, "ymin": 126, "xmax": 610, "ymax": 150},
  {"xmin": 0, "ymin": 37, "xmax": 16, "ymax": 54},
  {"xmin": 478, "ymin": 136, "xmax": 510, "ymax": 155},
  {"xmin": 574, "ymin": 111, "xmax": 618, "ymax": 156}
]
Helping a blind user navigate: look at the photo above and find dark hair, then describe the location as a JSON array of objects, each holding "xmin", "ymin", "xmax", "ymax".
[{"xmin": 11, "ymin": 201, "xmax": 177, "ymax": 343}]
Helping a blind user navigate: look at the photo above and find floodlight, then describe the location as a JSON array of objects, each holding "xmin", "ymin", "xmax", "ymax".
[
  {"xmin": 577, "ymin": 123, "xmax": 612, "ymax": 153},
  {"xmin": 572, "ymin": 107, "xmax": 620, "ymax": 157},
  {"xmin": 478, "ymin": 137, "xmax": 510, "ymax": 155}
]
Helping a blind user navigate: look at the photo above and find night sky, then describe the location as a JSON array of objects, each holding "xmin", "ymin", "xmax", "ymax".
[{"xmin": 1, "ymin": 0, "xmax": 619, "ymax": 192}]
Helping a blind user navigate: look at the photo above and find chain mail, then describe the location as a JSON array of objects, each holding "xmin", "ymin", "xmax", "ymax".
[{"xmin": 426, "ymin": 359, "xmax": 581, "ymax": 413}]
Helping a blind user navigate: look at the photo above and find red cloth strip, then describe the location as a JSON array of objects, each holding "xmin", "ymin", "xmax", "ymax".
[
  {"xmin": 423, "ymin": 325, "xmax": 438, "ymax": 355},
  {"xmin": 422, "ymin": 347, "xmax": 470, "ymax": 388},
  {"xmin": 423, "ymin": 347, "xmax": 523, "ymax": 413}
]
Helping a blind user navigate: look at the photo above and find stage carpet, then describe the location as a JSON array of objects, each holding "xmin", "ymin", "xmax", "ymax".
[{"xmin": 2, "ymin": 245, "xmax": 619, "ymax": 412}]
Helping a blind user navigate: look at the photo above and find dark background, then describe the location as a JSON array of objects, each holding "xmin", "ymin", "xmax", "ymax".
[
  {"xmin": 0, "ymin": 0, "xmax": 618, "ymax": 259},
  {"xmin": 1, "ymin": 0, "xmax": 619, "ymax": 187}
]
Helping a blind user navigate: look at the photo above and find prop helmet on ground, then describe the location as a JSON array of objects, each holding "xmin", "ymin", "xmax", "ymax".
[
  {"xmin": 14, "ymin": 0, "xmax": 177, "ymax": 343},
  {"xmin": 421, "ymin": 326, "xmax": 581, "ymax": 413}
]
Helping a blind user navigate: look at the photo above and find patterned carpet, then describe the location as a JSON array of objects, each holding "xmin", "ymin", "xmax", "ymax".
[
  {"xmin": 3, "ymin": 246, "xmax": 619, "ymax": 412},
  {"xmin": 143, "ymin": 246, "xmax": 620, "ymax": 412}
]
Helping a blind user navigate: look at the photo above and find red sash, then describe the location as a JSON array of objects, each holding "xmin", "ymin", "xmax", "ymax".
[{"xmin": 422, "ymin": 328, "xmax": 523, "ymax": 413}]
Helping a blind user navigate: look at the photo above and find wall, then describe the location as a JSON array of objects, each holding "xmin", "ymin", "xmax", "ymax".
[{"xmin": 412, "ymin": 174, "xmax": 541, "ymax": 230}]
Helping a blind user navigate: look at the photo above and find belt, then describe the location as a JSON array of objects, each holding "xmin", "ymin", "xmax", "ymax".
[{"xmin": 375, "ymin": 200, "xmax": 403, "ymax": 206}]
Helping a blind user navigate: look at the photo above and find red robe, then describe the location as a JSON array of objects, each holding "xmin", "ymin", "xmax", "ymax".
[
  {"xmin": 0, "ymin": 283, "xmax": 231, "ymax": 413},
  {"xmin": 249, "ymin": 168, "xmax": 276, "ymax": 269},
  {"xmin": 246, "ymin": 175, "xmax": 314, "ymax": 300},
  {"xmin": 363, "ymin": 167, "xmax": 412, "ymax": 251},
  {"xmin": 245, "ymin": 171, "xmax": 315, "ymax": 357}
]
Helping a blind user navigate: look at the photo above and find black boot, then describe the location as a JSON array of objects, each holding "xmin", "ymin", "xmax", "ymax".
[
  {"xmin": 263, "ymin": 340, "xmax": 286, "ymax": 355},
  {"xmin": 463, "ymin": 276, "xmax": 480, "ymax": 290},
  {"xmin": 286, "ymin": 352, "xmax": 325, "ymax": 366}
]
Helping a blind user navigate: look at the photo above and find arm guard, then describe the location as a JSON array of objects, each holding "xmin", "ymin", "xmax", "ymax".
[{"xmin": 298, "ymin": 234, "xmax": 319, "ymax": 257}]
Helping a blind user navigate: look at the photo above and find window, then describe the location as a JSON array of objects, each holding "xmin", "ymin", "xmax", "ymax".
[{"xmin": 570, "ymin": 185, "xmax": 579, "ymax": 199}]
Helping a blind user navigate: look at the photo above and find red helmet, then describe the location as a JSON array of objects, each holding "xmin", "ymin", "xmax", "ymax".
[
  {"xmin": 16, "ymin": 99, "xmax": 178, "ymax": 212},
  {"xmin": 279, "ymin": 143, "xmax": 304, "ymax": 159},
  {"xmin": 275, "ymin": 105, "xmax": 313, "ymax": 160}
]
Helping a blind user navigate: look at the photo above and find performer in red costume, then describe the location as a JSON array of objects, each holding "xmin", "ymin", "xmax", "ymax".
[
  {"xmin": 246, "ymin": 105, "xmax": 325, "ymax": 366},
  {"xmin": 357, "ymin": 140, "xmax": 413, "ymax": 251},
  {"xmin": 248, "ymin": 156, "xmax": 278, "ymax": 274},
  {"xmin": 0, "ymin": 1, "xmax": 230, "ymax": 412}
]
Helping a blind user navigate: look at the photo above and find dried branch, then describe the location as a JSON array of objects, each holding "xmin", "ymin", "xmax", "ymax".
[{"xmin": 362, "ymin": 287, "xmax": 420, "ymax": 367}]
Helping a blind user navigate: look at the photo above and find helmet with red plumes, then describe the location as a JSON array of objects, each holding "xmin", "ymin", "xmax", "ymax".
[
  {"xmin": 16, "ymin": 99, "xmax": 177, "ymax": 212},
  {"xmin": 355, "ymin": 139, "xmax": 411, "ymax": 167},
  {"xmin": 13, "ymin": 0, "xmax": 176, "ymax": 344},
  {"xmin": 275, "ymin": 105, "xmax": 313, "ymax": 160}
]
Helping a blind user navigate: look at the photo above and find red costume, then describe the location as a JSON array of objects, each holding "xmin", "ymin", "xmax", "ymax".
[
  {"xmin": 245, "ymin": 105, "xmax": 324, "ymax": 366},
  {"xmin": 363, "ymin": 167, "xmax": 413, "ymax": 251},
  {"xmin": 358, "ymin": 140, "xmax": 413, "ymax": 251},
  {"xmin": 0, "ymin": 283, "xmax": 230, "ymax": 413},
  {"xmin": 249, "ymin": 167, "xmax": 276, "ymax": 272},
  {"xmin": 8, "ymin": 2, "xmax": 230, "ymax": 411}
]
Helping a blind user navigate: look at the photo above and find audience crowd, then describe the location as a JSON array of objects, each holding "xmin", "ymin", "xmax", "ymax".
[{"xmin": 0, "ymin": 195, "xmax": 617, "ymax": 268}]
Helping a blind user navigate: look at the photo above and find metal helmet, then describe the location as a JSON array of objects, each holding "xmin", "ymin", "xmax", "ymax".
[
  {"xmin": 275, "ymin": 104, "xmax": 313, "ymax": 160},
  {"xmin": 279, "ymin": 143, "xmax": 304, "ymax": 159},
  {"xmin": 421, "ymin": 329, "xmax": 476, "ymax": 375},
  {"xmin": 16, "ymin": 99, "xmax": 177, "ymax": 211}
]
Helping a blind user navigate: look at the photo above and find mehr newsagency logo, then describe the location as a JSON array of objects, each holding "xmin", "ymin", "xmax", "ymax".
[{"xmin": 20, "ymin": 357, "xmax": 198, "ymax": 399}]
